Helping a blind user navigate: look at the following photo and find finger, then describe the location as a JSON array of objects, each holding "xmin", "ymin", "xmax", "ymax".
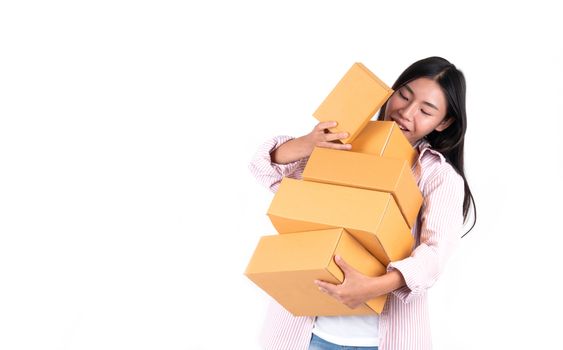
[
  {"xmin": 334, "ymin": 255, "xmax": 355, "ymax": 275},
  {"xmin": 315, "ymin": 121, "xmax": 338, "ymax": 131},
  {"xmin": 315, "ymin": 280, "xmax": 344, "ymax": 303},
  {"xmin": 318, "ymin": 141, "xmax": 352, "ymax": 151},
  {"xmin": 314, "ymin": 279, "xmax": 337, "ymax": 294},
  {"xmin": 323, "ymin": 132, "xmax": 349, "ymax": 142}
]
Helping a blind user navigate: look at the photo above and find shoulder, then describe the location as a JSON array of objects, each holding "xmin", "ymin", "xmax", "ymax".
[{"xmin": 416, "ymin": 141, "xmax": 464, "ymax": 196}]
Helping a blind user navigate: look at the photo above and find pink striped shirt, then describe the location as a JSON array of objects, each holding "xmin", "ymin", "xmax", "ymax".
[{"xmin": 248, "ymin": 136, "xmax": 465, "ymax": 350}]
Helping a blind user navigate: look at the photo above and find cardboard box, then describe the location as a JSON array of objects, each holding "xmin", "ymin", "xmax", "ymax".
[
  {"xmin": 351, "ymin": 121, "xmax": 418, "ymax": 168},
  {"xmin": 313, "ymin": 63, "xmax": 393, "ymax": 144},
  {"xmin": 245, "ymin": 228, "xmax": 387, "ymax": 316},
  {"xmin": 268, "ymin": 178, "xmax": 413, "ymax": 265},
  {"xmin": 302, "ymin": 147, "xmax": 422, "ymax": 228}
]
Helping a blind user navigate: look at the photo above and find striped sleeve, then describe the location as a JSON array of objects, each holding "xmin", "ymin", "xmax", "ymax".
[
  {"xmin": 387, "ymin": 165, "xmax": 464, "ymax": 303},
  {"xmin": 259, "ymin": 300, "xmax": 314, "ymax": 350},
  {"xmin": 249, "ymin": 137, "xmax": 315, "ymax": 349},
  {"xmin": 248, "ymin": 135, "xmax": 308, "ymax": 193}
]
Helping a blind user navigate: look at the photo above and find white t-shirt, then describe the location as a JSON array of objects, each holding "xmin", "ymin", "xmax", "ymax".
[{"xmin": 312, "ymin": 315, "xmax": 379, "ymax": 346}]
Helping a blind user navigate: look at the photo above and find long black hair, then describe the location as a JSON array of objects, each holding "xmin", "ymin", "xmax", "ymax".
[{"xmin": 378, "ymin": 56, "xmax": 476, "ymax": 236}]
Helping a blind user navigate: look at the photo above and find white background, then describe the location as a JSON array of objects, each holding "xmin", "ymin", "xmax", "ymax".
[{"xmin": 1, "ymin": 1, "xmax": 562, "ymax": 349}]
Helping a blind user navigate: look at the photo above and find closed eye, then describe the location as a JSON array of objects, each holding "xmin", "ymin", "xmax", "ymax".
[
  {"xmin": 398, "ymin": 91, "xmax": 408, "ymax": 100},
  {"xmin": 421, "ymin": 109, "xmax": 431, "ymax": 116}
]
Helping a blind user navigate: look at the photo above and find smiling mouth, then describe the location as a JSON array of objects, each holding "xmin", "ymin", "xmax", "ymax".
[
  {"xmin": 395, "ymin": 122, "xmax": 409, "ymax": 132},
  {"xmin": 389, "ymin": 116, "xmax": 409, "ymax": 131}
]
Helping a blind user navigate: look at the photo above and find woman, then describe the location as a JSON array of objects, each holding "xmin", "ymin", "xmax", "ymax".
[{"xmin": 249, "ymin": 56, "xmax": 476, "ymax": 350}]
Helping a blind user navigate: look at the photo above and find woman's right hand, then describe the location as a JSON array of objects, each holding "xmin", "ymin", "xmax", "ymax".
[
  {"xmin": 270, "ymin": 121, "xmax": 351, "ymax": 164},
  {"xmin": 303, "ymin": 121, "xmax": 352, "ymax": 152}
]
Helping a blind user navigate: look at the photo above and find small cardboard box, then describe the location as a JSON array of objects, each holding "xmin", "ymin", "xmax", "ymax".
[
  {"xmin": 351, "ymin": 121, "xmax": 418, "ymax": 168},
  {"xmin": 268, "ymin": 178, "xmax": 413, "ymax": 265},
  {"xmin": 313, "ymin": 63, "xmax": 393, "ymax": 144},
  {"xmin": 302, "ymin": 147, "xmax": 422, "ymax": 228},
  {"xmin": 245, "ymin": 228, "xmax": 387, "ymax": 316}
]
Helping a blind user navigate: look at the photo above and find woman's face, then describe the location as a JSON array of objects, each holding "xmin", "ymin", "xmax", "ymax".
[{"xmin": 384, "ymin": 77, "xmax": 452, "ymax": 145}]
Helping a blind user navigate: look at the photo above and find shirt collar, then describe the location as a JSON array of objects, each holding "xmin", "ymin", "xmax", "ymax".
[{"xmin": 415, "ymin": 139, "xmax": 446, "ymax": 164}]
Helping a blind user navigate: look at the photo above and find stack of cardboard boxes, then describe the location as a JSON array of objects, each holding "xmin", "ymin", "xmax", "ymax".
[{"xmin": 245, "ymin": 63, "xmax": 422, "ymax": 316}]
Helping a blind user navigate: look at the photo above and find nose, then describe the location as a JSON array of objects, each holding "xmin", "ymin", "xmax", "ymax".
[{"xmin": 398, "ymin": 102, "xmax": 416, "ymax": 121}]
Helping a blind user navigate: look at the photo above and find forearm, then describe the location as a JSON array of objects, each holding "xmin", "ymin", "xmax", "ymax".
[
  {"xmin": 367, "ymin": 269, "xmax": 406, "ymax": 299},
  {"xmin": 270, "ymin": 135, "xmax": 313, "ymax": 164},
  {"xmin": 388, "ymin": 171, "xmax": 465, "ymax": 302},
  {"xmin": 270, "ymin": 121, "xmax": 351, "ymax": 164},
  {"xmin": 315, "ymin": 256, "xmax": 407, "ymax": 308}
]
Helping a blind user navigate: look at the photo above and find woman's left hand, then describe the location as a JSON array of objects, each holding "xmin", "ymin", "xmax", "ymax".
[{"xmin": 314, "ymin": 255, "xmax": 378, "ymax": 309}]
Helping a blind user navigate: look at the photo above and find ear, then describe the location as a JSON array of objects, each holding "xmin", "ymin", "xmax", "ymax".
[{"xmin": 435, "ymin": 116, "xmax": 454, "ymax": 132}]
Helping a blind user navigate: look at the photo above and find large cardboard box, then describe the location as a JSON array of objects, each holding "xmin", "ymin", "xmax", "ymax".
[
  {"xmin": 267, "ymin": 178, "xmax": 414, "ymax": 265},
  {"xmin": 351, "ymin": 121, "xmax": 418, "ymax": 168},
  {"xmin": 245, "ymin": 228, "xmax": 387, "ymax": 316},
  {"xmin": 313, "ymin": 63, "xmax": 393, "ymax": 144},
  {"xmin": 302, "ymin": 147, "xmax": 422, "ymax": 228}
]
